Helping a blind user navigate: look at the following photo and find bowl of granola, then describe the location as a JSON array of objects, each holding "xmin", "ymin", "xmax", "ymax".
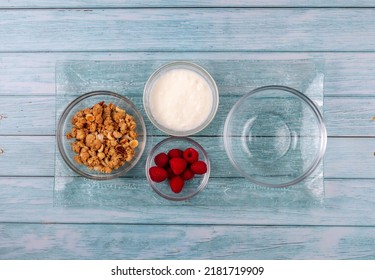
[{"xmin": 57, "ymin": 90, "xmax": 147, "ymax": 180}]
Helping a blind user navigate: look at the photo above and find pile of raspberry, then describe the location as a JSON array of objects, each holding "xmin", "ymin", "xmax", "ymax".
[{"xmin": 148, "ymin": 147, "xmax": 208, "ymax": 193}]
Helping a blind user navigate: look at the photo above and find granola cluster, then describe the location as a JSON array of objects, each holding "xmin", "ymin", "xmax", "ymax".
[{"xmin": 66, "ymin": 101, "xmax": 139, "ymax": 174}]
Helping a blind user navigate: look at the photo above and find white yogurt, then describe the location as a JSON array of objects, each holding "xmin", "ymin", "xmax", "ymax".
[{"xmin": 149, "ymin": 68, "xmax": 213, "ymax": 132}]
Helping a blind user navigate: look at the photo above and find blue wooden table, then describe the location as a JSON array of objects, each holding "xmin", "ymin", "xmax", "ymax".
[{"xmin": 1, "ymin": 1, "xmax": 375, "ymax": 260}]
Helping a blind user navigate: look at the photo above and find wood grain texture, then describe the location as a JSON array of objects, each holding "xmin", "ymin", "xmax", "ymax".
[
  {"xmin": 0, "ymin": 4, "xmax": 375, "ymax": 260},
  {"xmin": 1, "ymin": 223, "xmax": 375, "ymax": 259},
  {"xmin": 0, "ymin": 96, "xmax": 55, "ymax": 135},
  {"xmin": 0, "ymin": 9, "xmax": 375, "ymax": 52},
  {"xmin": 2, "ymin": 1, "xmax": 375, "ymax": 8},
  {"xmin": 324, "ymin": 138, "xmax": 375, "ymax": 179},
  {"xmin": 2, "ymin": 52, "xmax": 375, "ymax": 97},
  {"xmin": 325, "ymin": 98, "xmax": 375, "ymax": 136},
  {"xmin": 0, "ymin": 136, "xmax": 372, "ymax": 178},
  {"xmin": 1, "ymin": 177, "xmax": 375, "ymax": 226},
  {"xmin": 0, "ymin": 136, "xmax": 54, "ymax": 176},
  {"xmin": 2, "ymin": 95, "xmax": 375, "ymax": 137}
]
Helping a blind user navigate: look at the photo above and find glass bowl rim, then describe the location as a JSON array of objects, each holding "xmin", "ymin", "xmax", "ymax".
[
  {"xmin": 145, "ymin": 136, "xmax": 211, "ymax": 201},
  {"xmin": 143, "ymin": 61, "xmax": 219, "ymax": 137},
  {"xmin": 223, "ymin": 85, "xmax": 327, "ymax": 188},
  {"xmin": 57, "ymin": 90, "xmax": 147, "ymax": 180}
]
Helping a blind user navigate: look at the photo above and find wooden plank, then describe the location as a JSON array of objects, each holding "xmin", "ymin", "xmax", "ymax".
[
  {"xmin": 1, "ymin": 223, "xmax": 374, "ymax": 259},
  {"xmin": 0, "ymin": 52, "xmax": 375, "ymax": 96},
  {"xmin": 0, "ymin": 136, "xmax": 373, "ymax": 178},
  {"xmin": 1, "ymin": 177, "xmax": 375, "ymax": 226},
  {"xmin": 0, "ymin": 96, "xmax": 55, "ymax": 135},
  {"xmin": 2, "ymin": 1, "xmax": 375, "ymax": 8},
  {"xmin": 325, "ymin": 98, "xmax": 375, "ymax": 136},
  {"xmin": 0, "ymin": 136, "xmax": 54, "ymax": 176},
  {"xmin": 0, "ymin": 9, "xmax": 375, "ymax": 52},
  {"xmin": 1, "ymin": 55, "xmax": 375, "ymax": 137},
  {"xmin": 1, "ymin": 52, "xmax": 375, "ymax": 97},
  {"xmin": 1, "ymin": 95, "xmax": 375, "ymax": 137},
  {"xmin": 324, "ymin": 138, "xmax": 375, "ymax": 179}
]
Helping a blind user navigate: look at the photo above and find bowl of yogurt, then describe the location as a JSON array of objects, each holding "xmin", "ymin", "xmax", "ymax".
[{"xmin": 143, "ymin": 61, "xmax": 219, "ymax": 136}]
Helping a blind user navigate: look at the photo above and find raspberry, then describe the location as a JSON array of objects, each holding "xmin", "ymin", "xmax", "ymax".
[
  {"xmin": 183, "ymin": 147, "xmax": 199, "ymax": 164},
  {"xmin": 182, "ymin": 168, "xmax": 195, "ymax": 181},
  {"xmin": 169, "ymin": 176, "xmax": 184, "ymax": 193},
  {"xmin": 168, "ymin": 148, "xmax": 183, "ymax": 158},
  {"xmin": 169, "ymin": 157, "xmax": 187, "ymax": 175},
  {"xmin": 190, "ymin": 161, "xmax": 207, "ymax": 175},
  {"xmin": 154, "ymin": 152, "xmax": 169, "ymax": 168},
  {"xmin": 165, "ymin": 166, "xmax": 175, "ymax": 179},
  {"xmin": 149, "ymin": 166, "xmax": 168, "ymax": 183}
]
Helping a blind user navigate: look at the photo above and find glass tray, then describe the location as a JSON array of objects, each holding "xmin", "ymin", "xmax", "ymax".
[{"xmin": 54, "ymin": 59, "xmax": 324, "ymax": 207}]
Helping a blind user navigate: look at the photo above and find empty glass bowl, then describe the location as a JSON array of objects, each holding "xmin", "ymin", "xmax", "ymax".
[
  {"xmin": 224, "ymin": 85, "xmax": 327, "ymax": 188},
  {"xmin": 145, "ymin": 137, "xmax": 210, "ymax": 201},
  {"xmin": 57, "ymin": 90, "xmax": 147, "ymax": 180}
]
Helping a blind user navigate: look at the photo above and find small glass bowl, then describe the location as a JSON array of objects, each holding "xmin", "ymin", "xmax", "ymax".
[
  {"xmin": 145, "ymin": 137, "xmax": 210, "ymax": 201},
  {"xmin": 224, "ymin": 85, "xmax": 327, "ymax": 188},
  {"xmin": 143, "ymin": 61, "xmax": 219, "ymax": 136},
  {"xmin": 57, "ymin": 90, "xmax": 147, "ymax": 180}
]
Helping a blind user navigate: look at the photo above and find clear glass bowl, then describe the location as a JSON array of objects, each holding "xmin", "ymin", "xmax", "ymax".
[
  {"xmin": 143, "ymin": 61, "xmax": 219, "ymax": 136},
  {"xmin": 57, "ymin": 90, "xmax": 147, "ymax": 180},
  {"xmin": 224, "ymin": 85, "xmax": 327, "ymax": 188},
  {"xmin": 145, "ymin": 137, "xmax": 210, "ymax": 201}
]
